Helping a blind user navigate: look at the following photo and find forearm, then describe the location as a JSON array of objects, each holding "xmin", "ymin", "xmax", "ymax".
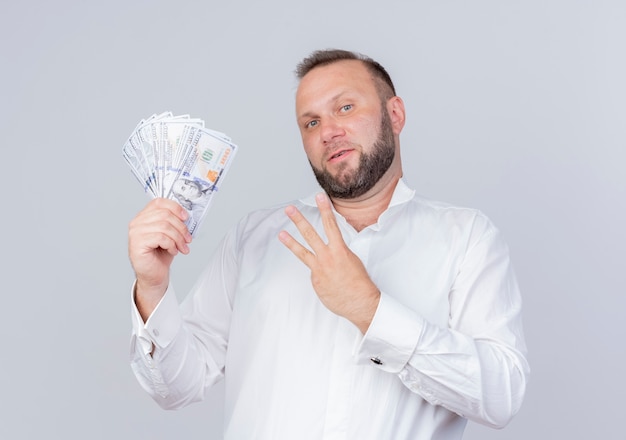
[
  {"xmin": 130, "ymin": 228, "xmax": 238, "ymax": 408},
  {"xmin": 356, "ymin": 292, "xmax": 529, "ymax": 428},
  {"xmin": 130, "ymin": 322, "xmax": 224, "ymax": 410},
  {"xmin": 398, "ymin": 321, "xmax": 529, "ymax": 428},
  {"xmin": 130, "ymin": 285, "xmax": 227, "ymax": 409}
]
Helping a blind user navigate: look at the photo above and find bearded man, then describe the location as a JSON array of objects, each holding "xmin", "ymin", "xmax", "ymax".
[{"xmin": 127, "ymin": 49, "xmax": 529, "ymax": 439}]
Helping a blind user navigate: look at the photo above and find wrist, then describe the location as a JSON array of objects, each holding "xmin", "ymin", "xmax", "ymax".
[
  {"xmin": 134, "ymin": 278, "xmax": 168, "ymax": 322},
  {"xmin": 349, "ymin": 288, "xmax": 381, "ymax": 334}
]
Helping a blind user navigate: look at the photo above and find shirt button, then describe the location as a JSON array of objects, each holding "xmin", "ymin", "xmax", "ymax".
[
  {"xmin": 370, "ymin": 356, "xmax": 383, "ymax": 365},
  {"xmin": 153, "ymin": 329, "xmax": 160, "ymax": 337}
]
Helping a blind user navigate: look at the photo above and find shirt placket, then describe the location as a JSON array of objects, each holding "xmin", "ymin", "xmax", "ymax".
[{"xmin": 322, "ymin": 228, "xmax": 372, "ymax": 439}]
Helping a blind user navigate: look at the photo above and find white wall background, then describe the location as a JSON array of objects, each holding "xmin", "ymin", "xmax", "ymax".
[{"xmin": 1, "ymin": 1, "xmax": 624, "ymax": 438}]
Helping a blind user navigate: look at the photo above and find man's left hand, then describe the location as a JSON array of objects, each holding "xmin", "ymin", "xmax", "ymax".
[{"xmin": 278, "ymin": 193, "xmax": 380, "ymax": 333}]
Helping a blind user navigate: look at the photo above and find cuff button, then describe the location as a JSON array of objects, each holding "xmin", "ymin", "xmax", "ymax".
[{"xmin": 370, "ymin": 356, "xmax": 383, "ymax": 365}]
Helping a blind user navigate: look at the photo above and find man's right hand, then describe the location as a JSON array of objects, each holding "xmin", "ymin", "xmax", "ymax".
[{"xmin": 128, "ymin": 198, "xmax": 192, "ymax": 321}]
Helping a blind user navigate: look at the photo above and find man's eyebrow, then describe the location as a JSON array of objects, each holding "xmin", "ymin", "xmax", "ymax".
[
  {"xmin": 298, "ymin": 110, "xmax": 317, "ymax": 120},
  {"xmin": 297, "ymin": 91, "xmax": 350, "ymax": 120}
]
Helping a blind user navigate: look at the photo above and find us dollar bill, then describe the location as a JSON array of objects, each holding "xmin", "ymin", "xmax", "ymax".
[{"xmin": 123, "ymin": 112, "xmax": 238, "ymax": 236}]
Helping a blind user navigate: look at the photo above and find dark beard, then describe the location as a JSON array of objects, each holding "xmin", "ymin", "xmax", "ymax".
[{"xmin": 310, "ymin": 108, "xmax": 395, "ymax": 199}]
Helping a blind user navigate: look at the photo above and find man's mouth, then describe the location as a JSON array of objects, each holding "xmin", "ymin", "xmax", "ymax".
[{"xmin": 329, "ymin": 149, "xmax": 351, "ymax": 161}]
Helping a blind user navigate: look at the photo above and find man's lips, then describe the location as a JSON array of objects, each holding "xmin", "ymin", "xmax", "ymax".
[{"xmin": 327, "ymin": 148, "xmax": 354, "ymax": 162}]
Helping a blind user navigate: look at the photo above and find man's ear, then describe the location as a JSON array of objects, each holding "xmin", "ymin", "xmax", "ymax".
[{"xmin": 387, "ymin": 96, "xmax": 406, "ymax": 135}]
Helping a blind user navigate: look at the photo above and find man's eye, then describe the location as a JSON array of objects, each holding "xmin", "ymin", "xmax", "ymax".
[
  {"xmin": 306, "ymin": 120, "xmax": 319, "ymax": 128},
  {"xmin": 341, "ymin": 104, "xmax": 352, "ymax": 112}
]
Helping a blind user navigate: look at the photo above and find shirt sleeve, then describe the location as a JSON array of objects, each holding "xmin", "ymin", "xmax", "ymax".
[
  {"xmin": 355, "ymin": 214, "xmax": 530, "ymax": 429},
  {"xmin": 129, "ymin": 229, "xmax": 238, "ymax": 410}
]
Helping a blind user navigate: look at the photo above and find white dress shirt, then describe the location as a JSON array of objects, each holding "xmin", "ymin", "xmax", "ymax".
[{"xmin": 130, "ymin": 179, "xmax": 529, "ymax": 440}]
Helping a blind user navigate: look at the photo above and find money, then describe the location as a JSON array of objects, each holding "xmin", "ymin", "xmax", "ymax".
[{"xmin": 123, "ymin": 112, "xmax": 238, "ymax": 236}]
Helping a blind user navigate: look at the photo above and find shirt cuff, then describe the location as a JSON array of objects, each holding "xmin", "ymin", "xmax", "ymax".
[
  {"xmin": 355, "ymin": 292, "xmax": 424, "ymax": 373},
  {"xmin": 130, "ymin": 281, "xmax": 183, "ymax": 354}
]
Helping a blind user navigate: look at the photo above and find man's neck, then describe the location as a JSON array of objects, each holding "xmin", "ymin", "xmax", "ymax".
[{"xmin": 330, "ymin": 173, "xmax": 402, "ymax": 232}]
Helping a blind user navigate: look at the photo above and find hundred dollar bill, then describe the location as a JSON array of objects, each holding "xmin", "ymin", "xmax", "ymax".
[
  {"xmin": 123, "ymin": 111, "xmax": 176, "ymax": 196},
  {"xmin": 123, "ymin": 112, "xmax": 238, "ymax": 236},
  {"xmin": 164, "ymin": 125, "xmax": 237, "ymax": 236}
]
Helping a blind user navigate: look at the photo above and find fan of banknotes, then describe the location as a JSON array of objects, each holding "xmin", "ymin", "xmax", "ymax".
[{"xmin": 123, "ymin": 111, "xmax": 238, "ymax": 236}]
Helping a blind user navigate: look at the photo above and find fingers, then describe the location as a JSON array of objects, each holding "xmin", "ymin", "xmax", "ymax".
[
  {"xmin": 278, "ymin": 230, "xmax": 314, "ymax": 266},
  {"xmin": 283, "ymin": 203, "xmax": 327, "ymax": 251},
  {"xmin": 279, "ymin": 192, "xmax": 347, "ymax": 269},
  {"xmin": 279, "ymin": 199, "xmax": 332, "ymax": 268},
  {"xmin": 279, "ymin": 193, "xmax": 344, "ymax": 260},
  {"xmin": 147, "ymin": 197, "xmax": 190, "ymax": 224},
  {"xmin": 129, "ymin": 198, "xmax": 192, "ymax": 257},
  {"xmin": 314, "ymin": 193, "xmax": 343, "ymax": 243}
]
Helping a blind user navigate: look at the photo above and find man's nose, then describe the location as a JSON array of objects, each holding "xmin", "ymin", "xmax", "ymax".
[{"xmin": 320, "ymin": 118, "xmax": 345, "ymax": 144}]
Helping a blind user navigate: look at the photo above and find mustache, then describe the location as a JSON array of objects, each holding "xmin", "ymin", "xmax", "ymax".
[{"xmin": 324, "ymin": 141, "xmax": 358, "ymax": 158}]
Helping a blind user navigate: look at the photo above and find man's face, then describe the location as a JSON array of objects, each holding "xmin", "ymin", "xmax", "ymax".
[{"xmin": 295, "ymin": 60, "xmax": 397, "ymax": 199}]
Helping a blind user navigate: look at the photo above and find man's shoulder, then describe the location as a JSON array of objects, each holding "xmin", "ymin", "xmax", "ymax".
[
  {"xmin": 405, "ymin": 193, "xmax": 496, "ymax": 235},
  {"xmin": 394, "ymin": 179, "xmax": 487, "ymax": 222},
  {"xmin": 409, "ymin": 193, "xmax": 481, "ymax": 216}
]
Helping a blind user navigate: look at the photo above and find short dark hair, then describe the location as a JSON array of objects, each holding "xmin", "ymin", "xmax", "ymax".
[{"xmin": 295, "ymin": 49, "xmax": 396, "ymax": 100}]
